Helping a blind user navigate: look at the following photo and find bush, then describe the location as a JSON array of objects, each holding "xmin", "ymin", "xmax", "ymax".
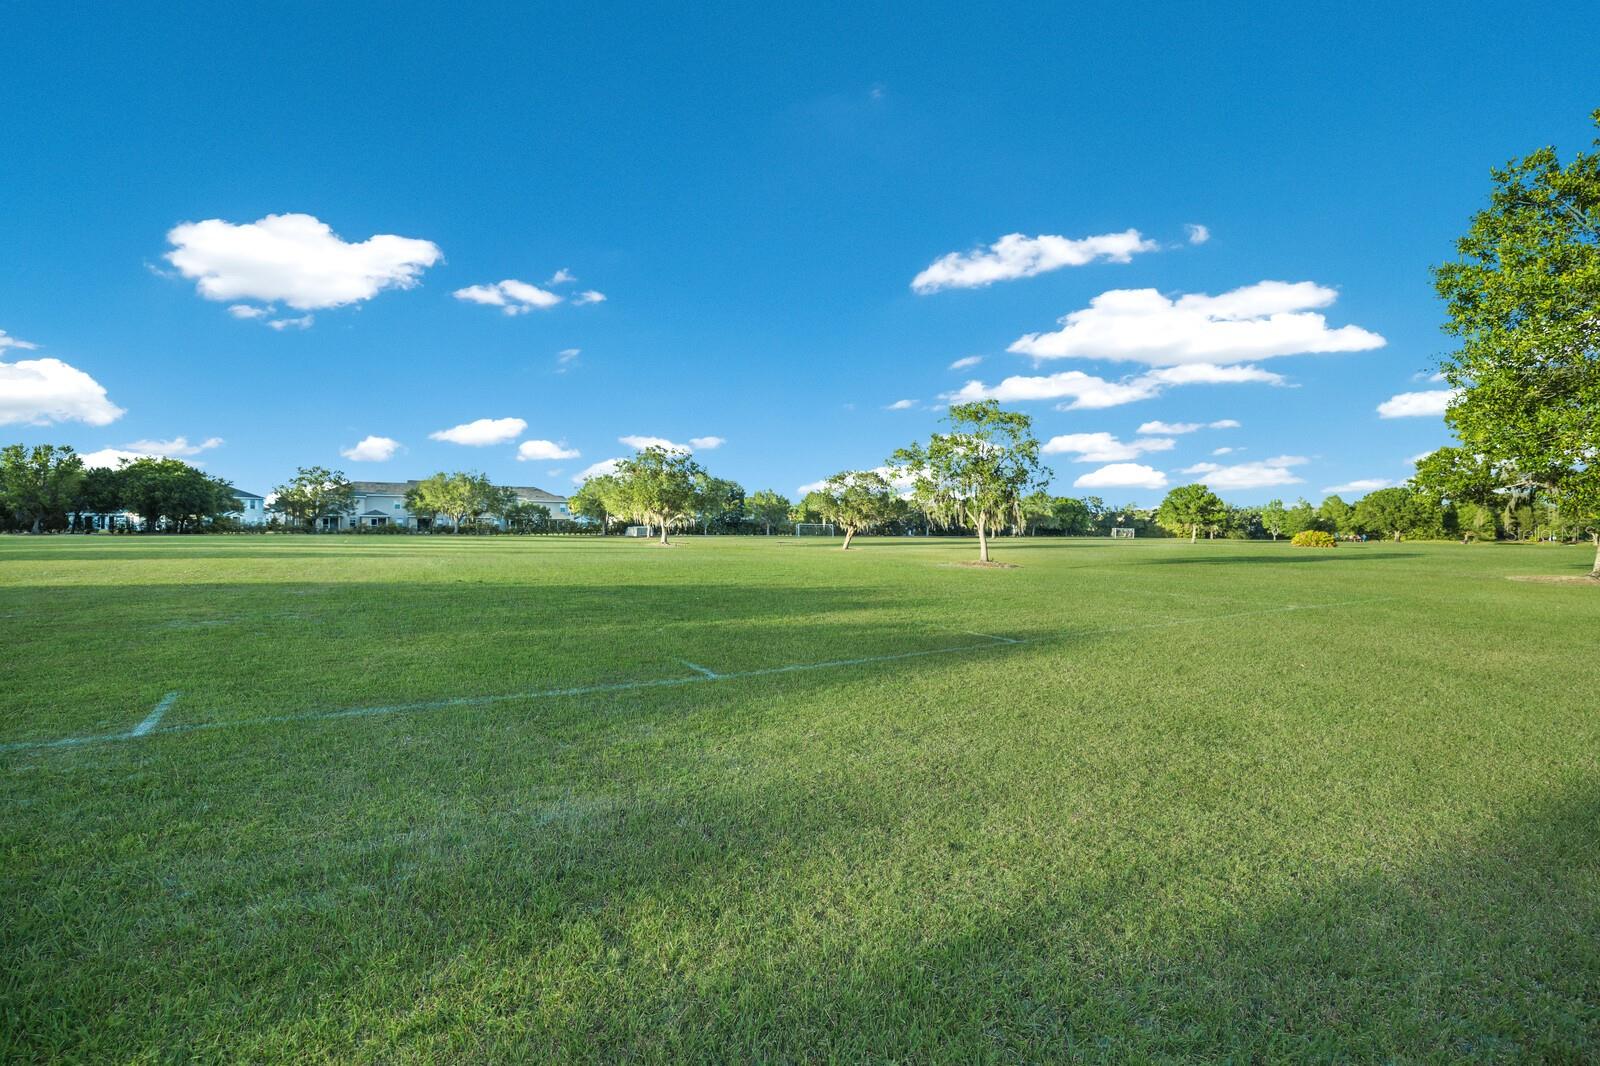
[{"xmin": 1291, "ymin": 529, "xmax": 1338, "ymax": 548}]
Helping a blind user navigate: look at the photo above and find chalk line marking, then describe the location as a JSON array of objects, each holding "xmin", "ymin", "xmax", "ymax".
[
  {"xmin": 0, "ymin": 599, "xmax": 1382, "ymax": 755},
  {"xmin": 130, "ymin": 692, "xmax": 179, "ymax": 736},
  {"xmin": 679, "ymin": 660, "xmax": 721, "ymax": 679},
  {"xmin": 959, "ymin": 630, "xmax": 1021, "ymax": 644}
]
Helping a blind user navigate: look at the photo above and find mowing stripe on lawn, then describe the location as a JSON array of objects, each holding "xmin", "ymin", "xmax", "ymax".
[{"xmin": 0, "ymin": 599, "xmax": 1381, "ymax": 755}]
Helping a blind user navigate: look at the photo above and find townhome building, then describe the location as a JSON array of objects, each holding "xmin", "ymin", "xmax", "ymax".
[{"xmin": 323, "ymin": 481, "xmax": 571, "ymax": 530}]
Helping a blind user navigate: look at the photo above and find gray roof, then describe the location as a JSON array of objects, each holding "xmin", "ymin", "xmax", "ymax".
[
  {"xmin": 224, "ymin": 486, "xmax": 265, "ymax": 499},
  {"xmin": 347, "ymin": 480, "xmax": 566, "ymax": 503}
]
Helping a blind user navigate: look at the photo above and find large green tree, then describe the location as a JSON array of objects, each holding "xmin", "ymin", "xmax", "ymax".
[
  {"xmin": 1156, "ymin": 483, "xmax": 1226, "ymax": 544},
  {"xmin": 1434, "ymin": 111, "xmax": 1600, "ymax": 575},
  {"xmin": 1259, "ymin": 498, "xmax": 1288, "ymax": 541},
  {"xmin": 745, "ymin": 489, "xmax": 791, "ymax": 535},
  {"xmin": 0, "ymin": 443, "xmax": 85, "ymax": 533},
  {"xmin": 891, "ymin": 400, "xmax": 1049, "ymax": 563},
  {"xmin": 114, "ymin": 457, "xmax": 238, "ymax": 532},
  {"xmin": 613, "ymin": 446, "xmax": 706, "ymax": 545},
  {"xmin": 569, "ymin": 474, "xmax": 622, "ymax": 534},
  {"xmin": 816, "ymin": 470, "xmax": 900, "ymax": 550},
  {"xmin": 1317, "ymin": 495, "xmax": 1355, "ymax": 537},
  {"xmin": 1351, "ymin": 487, "xmax": 1418, "ymax": 541},
  {"xmin": 270, "ymin": 466, "xmax": 355, "ymax": 531}
]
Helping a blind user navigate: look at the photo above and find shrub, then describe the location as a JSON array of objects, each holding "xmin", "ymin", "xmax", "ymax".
[{"xmin": 1291, "ymin": 529, "xmax": 1338, "ymax": 548}]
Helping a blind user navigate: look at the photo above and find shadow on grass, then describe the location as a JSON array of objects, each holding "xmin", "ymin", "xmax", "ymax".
[{"xmin": 6, "ymin": 636, "xmax": 1595, "ymax": 1063}]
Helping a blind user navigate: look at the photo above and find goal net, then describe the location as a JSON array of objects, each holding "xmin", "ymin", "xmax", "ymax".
[
  {"xmin": 623, "ymin": 525, "xmax": 652, "ymax": 537},
  {"xmin": 794, "ymin": 522, "xmax": 838, "ymax": 536},
  {"xmin": 1110, "ymin": 527, "xmax": 1136, "ymax": 539}
]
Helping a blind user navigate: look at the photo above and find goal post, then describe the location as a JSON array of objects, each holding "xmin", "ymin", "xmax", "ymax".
[
  {"xmin": 1110, "ymin": 527, "xmax": 1136, "ymax": 539},
  {"xmin": 793, "ymin": 522, "xmax": 838, "ymax": 536}
]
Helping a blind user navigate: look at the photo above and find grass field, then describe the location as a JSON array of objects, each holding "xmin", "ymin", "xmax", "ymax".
[{"xmin": 3, "ymin": 534, "xmax": 1598, "ymax": 1062}]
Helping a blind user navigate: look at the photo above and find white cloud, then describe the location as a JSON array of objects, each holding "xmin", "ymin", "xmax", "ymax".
[
  {"xmin": 1377, "ymin": 389, "xmax": 1456, "ymax": 418},
  {"xmin": 430, "ymin": 417, "xmax": 527, "ymax": 446},
  {"xmin": 79, "ymin": 448, "xmax": 148, "ymax": 469},
  {"xmin": 797, "ymin": 464, "xmax": 916, "ymax": 498},
  {"xmin": 912, "ymin": 229, "xmax": 1158, "ymax": 293},
  {"xmin": 1211, "ymin": 447, "xmax": 1236, "ymax": 456},
  {"xmin": 0, "ymin": 355, "xmax": 125, "ymax": 427},
  {"xmin": 1074, "ymin": 463, "xmax": 1168, "ymax": 490},
  {"xmin": 946, "ymin": 370, "xmax": 1158, "ymax": 409},
  {"xmin": 1008, "ymin": 280, "xmax": 1385, "ymax": 364},
  {"xmin": 1137, "ymin": 417, "xmax": 1242, "ymax": 434},
  {"xmin": 948, "ymin": 355, "xmax": 983, "ymax": 370},
  {"xmin": 1179, "ymin": 455, "xmax": 1308, "ymax": 490},
  {"xmin": 1185, "ymin": 223, "xmax": 1211, "ymax": 245},
  {"xmin": 227, "ymin": 304, "xmax": 271, "ymax": 319},
  {"xmin": 946, "ymin": 363, "xmax": 1283, "ymax": 411},
  {"xmin": 547, "ymin": 268, "xmax": 576, "ymax": 285},
  {"xmin": 619, "ymin": 434, "xmax": 687, "ymax": 452},
  {"xmin": 1042, "ymin": 432, "xmax": 1175, "ymax": 462},
  {"xmin": 0, "ymin": 329, "xmax": 40, "ymax": 351},
  {"xmin": 81, "ymin": 436, "xmax": 222, "ymax": 468},
  {"xmin": 556, "ymin": 347, "xmax": 581, "ymax": 371},
  {"xmin": 573, "ymin": 457, "xmax": 622, "ymax": 483},
  {"xmin": 886, "ymin": 398, "xmax": 917, "ymax": 410},
  {"xmin": 341, "ymin": 435, "xmax": 402, "ymax": 462},
  {"xmin": 1140, "ymin": 365, "xmax": 1287, "ymax": 387},
  {"xmin": 122, "ymin": 435, "xmax": 223, "ymax": 457},
  {"xmin": 266, "ymin": 314, "xmax": 313, "ymax": 331},
  {"xmin": 617, "ymin": 434, "xmax": 723, "ymax": 454},
  {"xmin": 1322, "ymin": 478, "xmax": 1394, "ymax": 494},
  {"xmin": 454, "ymin": 279, "xmax": 563, "ymax": 315},
  {"xmin": 517, "ymin": 439, "xmax": 581, "ymax": 461},
  {"xmin": 165, "ymin": 213, "xmax": 442, "ymax": 312},
  {"xmin": 572, "ymin": 289, "xmax": 607, "ymax": 305}
]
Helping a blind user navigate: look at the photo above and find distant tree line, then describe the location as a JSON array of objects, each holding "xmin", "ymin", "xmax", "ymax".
[
  {"xmin": 0, "ymin": 444, "xmax": 243, "ymax": 533},
  {"xmin": 10, "ymin": 437, "xmax": 1588, "ymax": 546}
]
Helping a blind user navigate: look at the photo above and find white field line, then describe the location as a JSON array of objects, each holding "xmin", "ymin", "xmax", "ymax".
[
  {"xmin": 0, "ymin": 600, "xmax": 1381, "ymax": 755},
  {"xmin": 130, "ymin": 692, "xmax": 179, "ymax": 736}
]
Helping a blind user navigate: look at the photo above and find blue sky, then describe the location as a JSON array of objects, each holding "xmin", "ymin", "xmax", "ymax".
[{"xmin": 3, "ymin": 3, "xmax": 1597, "ymax": 505}]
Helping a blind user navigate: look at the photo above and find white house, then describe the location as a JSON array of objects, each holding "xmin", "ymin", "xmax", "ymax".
[
  {"xmin": 319, "ymin": 481, "xmax": 571, "ymax": 530},
  {"xmin": 228, "ymin": 488, "xmax": 268, "ymax": 526}
]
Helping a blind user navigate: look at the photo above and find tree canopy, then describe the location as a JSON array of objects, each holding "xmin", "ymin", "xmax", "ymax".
[
  {"xmin": 0, "ymin": 443, "xmax": 84, "ymax": 533},
  {"xmin": 816, "ymin": 470, "xmax": 900, "ymax": 550},
  {"xmin": 612, "ymin": 446, "xmax": 707, "ymax": 544},
  {"xmin": 270, "ymin": 467, "xmax": 355, "ymax": 531},
  {"xmin": 1156, "ymin": 484, "xmax": 1226, "ymax": 543},
  {"xmin": 891, "ymin": 400, "xmax": 1049, "ymax": 563},
  {"xmin": 1434, "ymin": 111, "xmax": 1600, "ymax": 574}
]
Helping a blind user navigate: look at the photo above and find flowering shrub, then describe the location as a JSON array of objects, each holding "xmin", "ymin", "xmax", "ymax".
[{"xmin": 1291, "ymin": 529, "xmax": 1338, "ymax": 548}]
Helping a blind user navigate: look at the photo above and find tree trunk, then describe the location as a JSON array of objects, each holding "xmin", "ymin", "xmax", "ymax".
[
  {"xmin": 1190, "ymin": 524, "xmax": 1197, "ymax": 544},
  {"xmin": 1393, "ymin": 530, "xmax": 1401, "ymax": 542},
  {"xmin": 977, "ymin": 517, "xmax": 990, "ymax": 562},
  {"xmin": 1590, "ymin": 532, "xmax": 1599, "ymax": 578},
  {"xmin": 659, "ymin": 519, "xmax": 670, "ymax": 545},
  {"xmin": 842, "ymin": 527, "xmax": 855, "ymax": 550},
  {"xmin": 30, "ymin": 515, "xmax": 41, "ymax": 534}
]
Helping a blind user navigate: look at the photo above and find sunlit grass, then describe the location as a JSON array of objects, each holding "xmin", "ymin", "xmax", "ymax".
[{"xmin": 3, "ymin": 534, "xmax": 1597, "ymax": 1061}]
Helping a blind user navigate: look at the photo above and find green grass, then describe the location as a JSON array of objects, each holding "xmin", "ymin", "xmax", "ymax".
[{"xmin": 3, "ymin": 534, "xmax": 1598, "ymax": 1062}]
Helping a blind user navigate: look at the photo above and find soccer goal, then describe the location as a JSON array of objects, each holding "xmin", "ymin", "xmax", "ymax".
[
  {"xmin": 1110, "ymin": 526, "xmax": 1136, "ymax": 539},
  {"xmin": 623, "ymin": 525, "xmax": 652, "ymax": 538},
  {"xmin": 794, "ymin": 522, "xmax": 838, "ymax": 536}
]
